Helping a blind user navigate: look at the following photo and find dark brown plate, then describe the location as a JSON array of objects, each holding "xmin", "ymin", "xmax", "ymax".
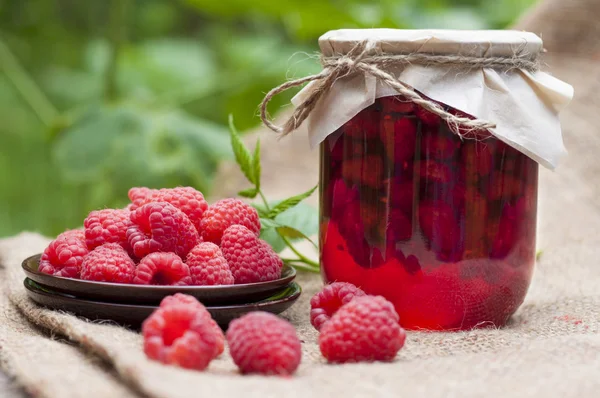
[
  {"xmin": 24, "ymin": 278, "xmax": 301, "ymax": 328},
  {"xmin": 22, "ymin": 254, "xmax": 296, "ymax": 305}
]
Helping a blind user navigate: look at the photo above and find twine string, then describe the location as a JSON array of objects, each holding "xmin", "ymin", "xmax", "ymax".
[{"xmin": 259, "ymin": 40, "xmax": 540, "ymax": 136}]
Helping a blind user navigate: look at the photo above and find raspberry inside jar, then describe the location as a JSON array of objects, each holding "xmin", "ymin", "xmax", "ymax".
[{"xmin": 319, "ymin": 95, "xmax": 538, "ymax": 331}]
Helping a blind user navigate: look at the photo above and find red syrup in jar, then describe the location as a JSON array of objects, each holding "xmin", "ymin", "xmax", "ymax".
[{"xmin": 319, "ymin": 95, "xmax": 538, "ymax": 330}]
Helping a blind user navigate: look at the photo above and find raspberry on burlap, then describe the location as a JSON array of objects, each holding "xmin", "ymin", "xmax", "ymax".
[
  {"xmin": 142, "ymin": 294, "xmax": 224, "ymax": 370},
  {"xmin": 310, "ymin": 282, "xmax": 366, "ymax": 331},
  {"xmin": 319, "ymin": 295, "xmax": 406, "ymax": 363},
  {"xmin": 226, "ymin": 312, "xmax": 301, "ymax": 375}
]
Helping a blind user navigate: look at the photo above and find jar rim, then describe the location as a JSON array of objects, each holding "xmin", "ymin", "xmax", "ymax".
[{"xmin": 319, "ymin": 29, "xmax": 542, "ymax": 60}]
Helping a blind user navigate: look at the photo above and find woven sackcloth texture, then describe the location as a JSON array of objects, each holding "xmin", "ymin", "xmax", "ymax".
[{"xmin": 1, "ymin": 0, "xmax": 600, "ymax": 396}]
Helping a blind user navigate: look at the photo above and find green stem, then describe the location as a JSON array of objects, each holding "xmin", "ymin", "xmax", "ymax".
[
  {"xmin": 0, "ymin": 38, "xmax": 59, "ymax": 127},
  {"xmin": 104, "ymin": 0, "xmax": 130, "ymax": 101},
  {"xmin": 288, "ymin": 263, "xmax": 320, "ymax": 274},
  {"xmin": 280, "ymin": 235, "xmax": 319, "ymax": 268},
  {"xmin": 259, "ymin": 190, "xmax": 271, "ymax": 212},
  {"xmin": 257, "ymin": 188, "xmax": 320, "ymax": 271}
]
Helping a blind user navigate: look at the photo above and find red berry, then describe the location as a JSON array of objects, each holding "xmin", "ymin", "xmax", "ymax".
[
  {"xmin": 84, "ymin": 209, "xmax": 133, "ymax": 254},
  {"xmin": 310, "ymin": 282, "xmax": 366, "ymax": 331},
  {"xmin": 385, "ymin": 208, "xmax": 413, "ymax": 242},
  {"xmin": 319, "ymin": 295, "xmax": 406, "ymax": 363},
  {"xmin": 186, "ymin": 242, "xmax": 234, "ymax": 286},
  {"xmin": 142, "ymin": 294, "xmax": 224, "ymax": 370},
  {"xmin": 39, "ymin": 229, "xmax": 89, "ymax": 278},
  {"xmin": 199, "ymin": 198, "xmax": 260, "ymax": 245},
  {"xmin": 159, "ymin": 294, "xmax": 225, "ymax": 356},
  {"xmin": 80, "ymin": 243, "xmax": 136, "ymax": 283},
  {"xmin": 380, "ymin": 115, "xmax": 417, "ymax": 164},
  {"xmin": 128, "ymin": 187, "xmax": 208, "ymax": 233},
  {"xmin": 379, "ymin": 95, "xmax": 415, "ymax": 114},
  {"xmin": 226, "ymin": 312, "xmax": 301, "ymax": 375},
  {"xmin": 418, "ymin": 200, "xmax": 459, "ymax": 253},
  {"xmin": 490, "ymin": 201, "xmax": 524, "ymax": 259},
  {"xmin": 341, "ymin": 155, "xmax": 384, "ymax": 189},
  {"xmin": 461, "ymin": 140, "xmax": 494, "ymax": 177},
  {"xmin": 134, "ymin": 252, "xmax": 192, "ymax": 286},
  {"xmin": 220, "ymin": 225, "xmax": 282, "ymax": 284},
  {"xmin": 127, "ymin": 202, "xmax": 200, "ymax": 259},
  {"xmin": 343, "ymin": 107, "xmax": 379, "ymax": 140},
  {"xmin": 386, "ymin": 177, "xmax": 414, "ymax": 214},
  {"xmin": 421, "ymin": 128, "xmax": 459, "ymax": 160},
  {"xmin": 418, "ymin": 160, "xmax": 452, "ymax": 183},
  {"xmin": 488, "ymin": 172, "xmax": 523, "ymax": 201},
  {"xmin": 128, "ymin": 187, "xmax": 154, "ymax": 206},
  {"xmin": 416, "ymin": 106, "xmax": 440, "ymax": 127}
]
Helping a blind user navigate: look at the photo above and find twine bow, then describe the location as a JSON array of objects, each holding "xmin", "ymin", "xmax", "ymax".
[{"xmin": 259, "ymin": 40, "xmax": 540, "ymax": 136}]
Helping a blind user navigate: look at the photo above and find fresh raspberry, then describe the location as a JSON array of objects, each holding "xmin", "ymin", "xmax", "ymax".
[
  {"xmin": 128, "ymin": 187, "xmax": 154, "ymax": 207},
  {"xmin": 198, "ymin": 198, "xmax": 260, "ymax": 245},
  {"xmin": 127, "ymin": 202, "xmax": 200, "ymax": 259},
  {"xmin": 319, "ymin": 295, "xmax": 406, "ymax": 363},
  {"xmin": 160, "ymin": 293, "xmax": 225, "ymax": 356},
  {"xmin": 39, "ymin": 229, "xmax": 89, "ymax": 278},
  {"xmin": 220, "ymin": 225, "xmax": 282, "ymax": 284},
  {"xmin": 80, "ymin": 243, "xmax": 136, "ymax": 283},
  {"xmin": 310, "ymin": 282, "xmax": 366, "ymax": 331},
  {"xmin": 84, "ymin": 209, "xmax": 133, "ymax": 254},
  {"xmin": 226, "ymin": 312, "xmax": 301, "ymax": 375},
  {"xmin": 186, "ymin": 242, "xmax": 234, "ymax": 285},
  {"xmin": 128, "ymin": 187, "xmax": 208, "ymax": 232},
  {"xmin": 134, "ymin": 252, "xmax": 192, "ymax": 286},
  {"xmin": 142, "ymin": 294, "xmax": 224, "ymax": 370}
]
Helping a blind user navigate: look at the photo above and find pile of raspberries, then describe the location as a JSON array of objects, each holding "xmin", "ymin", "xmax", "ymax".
[
  {"xmin": 143, "ymin": 282, "xmax": 406, "ymax": 375},
  {"xmin": 38, "ymin": 186, "xmax": 407, "ymax": 375},
  {"xmin": 39, "ymin": 187, "xmax": 282, "ymax": 285}
]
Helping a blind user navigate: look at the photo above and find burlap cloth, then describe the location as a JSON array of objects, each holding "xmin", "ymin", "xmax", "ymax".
[{"xmin": 1, "ymin": 1, "xmax": 600, "ymax": 396}]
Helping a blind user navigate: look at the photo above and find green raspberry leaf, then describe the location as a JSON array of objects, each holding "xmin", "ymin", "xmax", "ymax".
[
  {"xmin": 228, "ymin": 114, "xmax": 255, "ymax": 186},
  {"xmin": 238, "ymin": 187, "xmax": 258, "ymax": 198},
  {"xmin": 276, "ymin": 225, "xmax": 318, "ymax": 250},
  {"xmin": 259, "ymin": 217, "xmax": 280, "ymax": 229},
  {"xmin": 258, "ymin": 203, "xmax": 318, "ymax": 253},
  {"xmin": 252, "ymin": 203, "xmax": 269, "ymax": 218},
  {"xmin": 267, "ymin": 184, "xmax": 318, "ymax": 219},
  {"xmin": 252, "ymin": 138, "xmax": 261, "ymax": 191}
]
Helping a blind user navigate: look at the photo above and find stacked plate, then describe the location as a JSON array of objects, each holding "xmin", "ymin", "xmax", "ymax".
[{"xmin": 22, "ymin": 254, "xmax": 301, "ymax": 328}]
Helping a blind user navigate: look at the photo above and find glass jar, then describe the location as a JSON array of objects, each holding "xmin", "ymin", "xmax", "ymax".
[
  {"xmin": 259, "ymin": 29, "xmax": 572, "ymax": 331},
  {"xmin": 319, "ymin": 95, "xmax": 538, "ymax": 330}
]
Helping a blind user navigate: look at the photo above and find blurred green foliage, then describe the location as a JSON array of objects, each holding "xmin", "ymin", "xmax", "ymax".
[{"xmin": 0, "ymin": 0, "xmax": 534, "ymax": 237}]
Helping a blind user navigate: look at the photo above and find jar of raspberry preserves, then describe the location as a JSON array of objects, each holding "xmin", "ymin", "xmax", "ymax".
[{"xmin": 263, "ymin": 29, "xmax": 573, "ymax": 330}]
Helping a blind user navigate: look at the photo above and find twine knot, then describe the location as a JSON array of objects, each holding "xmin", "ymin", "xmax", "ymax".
[{"xmin": 259, "ymin": 40, "xmax": 540, "ymax": 137}]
